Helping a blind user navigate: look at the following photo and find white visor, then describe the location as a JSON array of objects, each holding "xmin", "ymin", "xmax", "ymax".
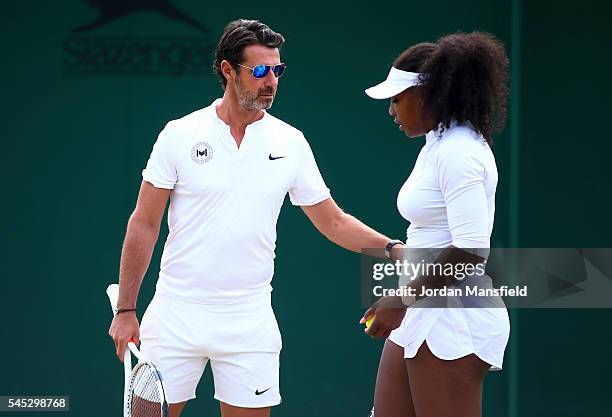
[{"xmin": 365, "ymin": 67, "xmax": 422, "ymax": 99}]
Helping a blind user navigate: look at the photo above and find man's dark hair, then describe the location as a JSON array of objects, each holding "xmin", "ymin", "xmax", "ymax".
[
  {"xmin": 419, "ymin": 32, "xmax": 509, "ymax": 144},
  {"xmin": 213, "ymin": 19, "xmax": 285, "ymax": 89}
]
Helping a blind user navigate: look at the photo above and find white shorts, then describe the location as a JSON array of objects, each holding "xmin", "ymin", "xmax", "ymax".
[
  {"xmin": 389, "ymin": 275, "xmax": 510, "ymax": 370},
  {"xmin": 139, "ymin": 292, "xmax": 282, "ymax": 407}
]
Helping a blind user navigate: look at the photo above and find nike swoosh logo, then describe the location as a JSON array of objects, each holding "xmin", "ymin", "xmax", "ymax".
[
  {"xmin": 269, "ymin": 154, "xmax": 286, "ymax": 160},
  {"xmin": 255, "ymin": 387, "xmax": 272, "ymax": 395}
]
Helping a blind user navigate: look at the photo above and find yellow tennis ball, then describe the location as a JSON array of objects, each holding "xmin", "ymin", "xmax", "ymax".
[{"xmin": 365, "ymin": 315, "xmax": 375, "ymax": 328}]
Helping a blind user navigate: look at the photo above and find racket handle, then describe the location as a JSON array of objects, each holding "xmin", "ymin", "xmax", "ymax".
[
  {"xmin": 127, "ymin": 339, "xmax": 144, "ymax": 362},
  {"xmin": 122, "ymin": 346, "xmax": 131, "ymax": 417},
  {"xmin": 123, "ymin": 346, "xmax": 132, "ymax": 381},
  {"xmin": 106, "ymin": 284, "xmax": 120, "ymax": 313},
  {"xmin": 109, "ymin": 284, "xmax": 132, "ymax": 417}
]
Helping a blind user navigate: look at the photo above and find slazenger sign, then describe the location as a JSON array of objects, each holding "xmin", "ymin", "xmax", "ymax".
[{"xmin": 62, "ymin": 0, "xmax": 215, "ymax": 76}]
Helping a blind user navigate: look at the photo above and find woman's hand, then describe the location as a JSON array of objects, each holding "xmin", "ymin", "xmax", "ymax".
[{"xmin": 360, "ymin": 296, "xmax": 408, "ymax": 339}]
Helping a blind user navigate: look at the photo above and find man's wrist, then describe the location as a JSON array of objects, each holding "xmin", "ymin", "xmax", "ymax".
[
  {"xmin": 115, "ymin": 308, "xmax": 137, "ymax": 315},
  {"xmin": 385, "ymin": 239, "xmax": 404, "ymax": 259},
  {"xmin": 390, "ymin": 244, "xmax": 405, "ymax": 261}
]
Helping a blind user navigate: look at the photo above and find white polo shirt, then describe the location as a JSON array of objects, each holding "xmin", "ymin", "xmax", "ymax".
[{"xmin": 142, "ymin": 99, "xmax": 331, "ymax": 304}]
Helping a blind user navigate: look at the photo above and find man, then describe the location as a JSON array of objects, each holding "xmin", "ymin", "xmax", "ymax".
[{"xmin": 108, "ymin": 19, "xmax": 404, "ymax": 417}]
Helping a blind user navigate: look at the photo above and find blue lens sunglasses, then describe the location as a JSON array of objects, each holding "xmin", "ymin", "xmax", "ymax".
[{"xmin": 235, "ymin": 63, "xmax": 286, "ymax": 79}]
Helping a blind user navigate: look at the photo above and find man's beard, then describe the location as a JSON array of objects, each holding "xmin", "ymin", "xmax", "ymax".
[{"xmin": 235, "ymin": 77, "xmax": 275, "ymax": 110}]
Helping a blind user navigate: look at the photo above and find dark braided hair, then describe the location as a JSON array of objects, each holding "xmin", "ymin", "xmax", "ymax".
[{"xmin": 413, "ymin": 32, "xmax": 509, "ymax": 144}]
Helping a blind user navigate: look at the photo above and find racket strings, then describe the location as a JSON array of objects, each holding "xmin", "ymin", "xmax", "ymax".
[{"xmin": 128, "ymin": 364, "xmax": 165, "ymax": 417}]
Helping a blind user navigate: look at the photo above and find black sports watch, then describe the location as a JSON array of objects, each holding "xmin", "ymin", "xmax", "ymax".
[{"xmin": 385, "ymin": 239, "xmax": 404, "ymax": 259}]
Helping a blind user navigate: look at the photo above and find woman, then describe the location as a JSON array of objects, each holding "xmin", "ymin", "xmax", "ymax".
[{"xmin": 362, "ymin": 33, "xmax": 511, "ymax": 417}]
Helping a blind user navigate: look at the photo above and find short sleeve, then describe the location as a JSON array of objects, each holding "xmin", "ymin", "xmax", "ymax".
[
  {"xmin": 288, "ymin": 134, "xmax": 331, "ymax": 206},
  {"xmin": 142, "ymin": 125, "xmax": 177, "ymax": 189},
  {"xmin": 435, "ymin": 142, "xmax": 490, "ymax": 248}
]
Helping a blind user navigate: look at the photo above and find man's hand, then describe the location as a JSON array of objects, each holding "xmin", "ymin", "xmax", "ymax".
[
  {"xmin": 108, "ymin": 313, "xmax": 140, "ymax": 361},
  {"xmin": 390, "ymin": 243, "xmax": 405, "ymax": 261},
  {"xmin": 360, "ymin": 296, "xmax": 407, "ymax": 339}
]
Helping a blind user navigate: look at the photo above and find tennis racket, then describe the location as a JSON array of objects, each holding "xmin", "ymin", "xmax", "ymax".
[{"xmin": 106, "ymin": 284, "xmax": 169, "ymax": 417}]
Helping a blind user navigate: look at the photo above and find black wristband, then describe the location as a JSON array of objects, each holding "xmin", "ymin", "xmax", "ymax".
[{"xmin": 115, "ymin": 308, "xmax": 137, "ymax": 315}]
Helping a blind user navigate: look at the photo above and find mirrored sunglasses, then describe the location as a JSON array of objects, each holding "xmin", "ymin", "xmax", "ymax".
[{"xmin": 236, "ymin": 63, "xmax": 286, "ymax": 79}]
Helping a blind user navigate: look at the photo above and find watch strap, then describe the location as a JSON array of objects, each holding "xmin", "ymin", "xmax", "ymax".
[{"xmin": 385, "ymin": 239, "xmax": 404, "ymax": 259}]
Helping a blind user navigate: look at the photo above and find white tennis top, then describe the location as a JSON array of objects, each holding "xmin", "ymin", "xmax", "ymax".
[
  {"xmin": 390, "ymin": 121, "xmax": 510, "ymax": 370},
  {"xmin": 142, "ymin": 99, "xmax": 331, "ymax": 304},
  {"xmin": 397, "ymin": 121, "xmax": 497, "ymax": 249}
]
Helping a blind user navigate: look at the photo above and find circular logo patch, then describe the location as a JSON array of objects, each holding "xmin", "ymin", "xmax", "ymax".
[{"xmin": 191, "ymin": 141, "xmax": 213, "ymax": 164}]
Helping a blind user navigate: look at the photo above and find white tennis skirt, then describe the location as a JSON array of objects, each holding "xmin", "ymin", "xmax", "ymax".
[{"xmin": 389, "ymin": 276, "xmax": 510, "ymax": 370}]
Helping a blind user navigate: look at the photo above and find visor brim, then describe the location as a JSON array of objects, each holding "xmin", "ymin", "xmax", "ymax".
[{"xmin": 365, "ymin": 81, "xmax": 413, "ymax": 100}]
